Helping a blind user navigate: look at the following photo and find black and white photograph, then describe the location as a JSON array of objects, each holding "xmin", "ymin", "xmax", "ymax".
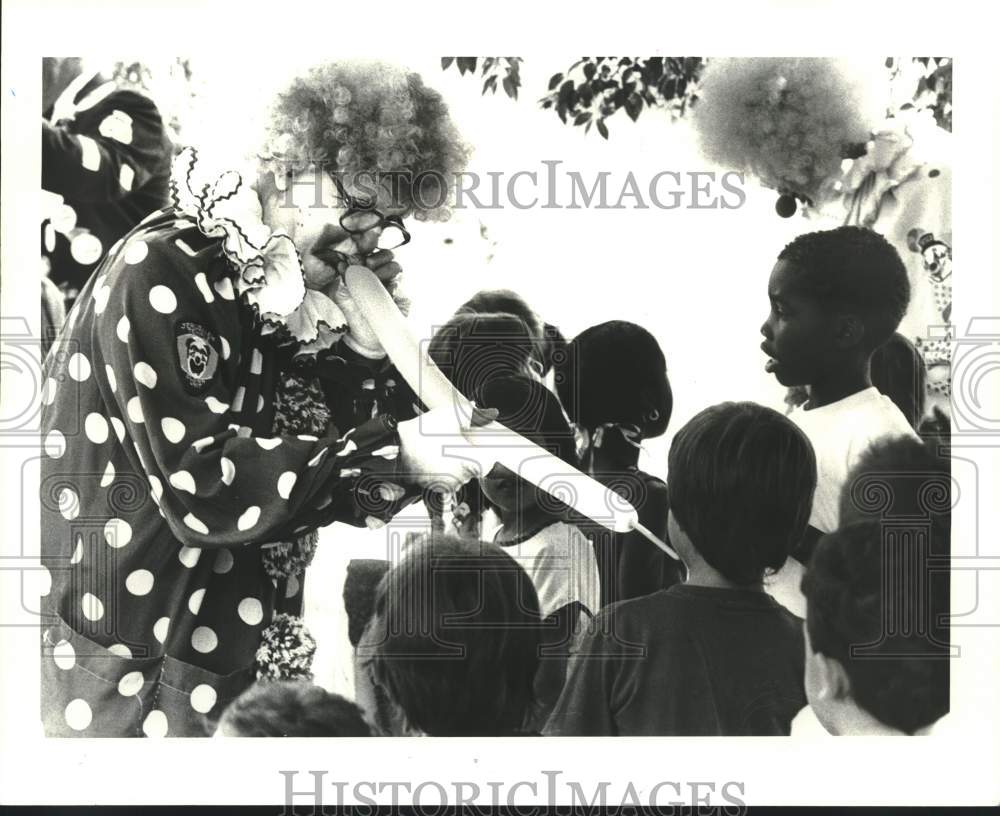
[{"xmin": 1, "ymin": 1, "xmax": 998, "ymax": 810}]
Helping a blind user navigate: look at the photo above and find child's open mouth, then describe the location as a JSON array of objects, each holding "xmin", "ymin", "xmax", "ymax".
[{"xmin": 760, "ymin": 342, "xmax": 779, "ymax": 373}]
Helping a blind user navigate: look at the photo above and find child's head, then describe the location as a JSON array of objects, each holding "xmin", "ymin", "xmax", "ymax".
[
  {"xmin": 363, "ymin": 534, "xmax": 543, "ymax": 736},
  {"xmin": 839, "ymin": 433, "xmax": 951, "ymax": 543},
  {"xmin": 475, "ymin": 375, "xmax": 578, "ymax": 517},
  {"xmin": 556, "ymin": 320, "xmax": 672, "ymax": 439},
  {"xmin": 801, "ymin": 521, "xmax": 950, "ymax": 734},
  {"xmin": 428, "ymin": 312, "xmax": 541, "ymax": 400},
  {"xmin": 458, "ymin": 288, "xmax": 544, "ymax": 343},
  {"xmin": 667, "ymin": 401, "xmax": 817, "ymax": 585},
  {"xmin": 760, "ymin": 226, "xmax": 911, "ymax": 387},
  {"xmin": 870, "ymin": 332, "xmax": 927, "ymax": 429},
  {"xmin": 216, "ymin": 680, "xmax": 371, "ymax": 737}
]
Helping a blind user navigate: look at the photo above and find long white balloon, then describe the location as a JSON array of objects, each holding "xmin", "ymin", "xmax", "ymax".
[{"xmin": 344, "ymin": 265, "xmax": 646, "ymax": 534}]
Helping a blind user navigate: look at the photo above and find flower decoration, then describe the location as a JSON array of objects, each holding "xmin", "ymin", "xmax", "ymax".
[
  {"xmin": 262, "ymin": 530, "xmax": 319, "ymax": 581},
  {"xmin": 255, "ymin": 613, "xmax": 317, "ymax": 681}
]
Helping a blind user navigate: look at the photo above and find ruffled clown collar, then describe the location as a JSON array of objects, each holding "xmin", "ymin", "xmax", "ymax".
[
  {"xmin": 812, "ymin": 109, "xmax": 938, "ymax": 227},
  {"xmin": 170, "ymin": 147, "xmax": 348, "ymax": 354}
]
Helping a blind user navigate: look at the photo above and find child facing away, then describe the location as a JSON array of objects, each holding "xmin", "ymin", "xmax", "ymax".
[
  {"xmin": 474, "ymin": 375, "xmax": 601, "ymax": 724},
  {"xmin": 544, "ymin": 401, "xmax": 817, "ymax": 736},
  {"xmin": 760, "ymin": 226, "xmax": 919, "ymax": 613},
  {"xmin": 215, "ymin": 680, "xmax": 371, "ymax": 737},
  {"xmin": 792, "ymin": 433, "xmax": 951, "ymax": 736},
  {"xmin": 797, "ymin": 520, "xmax": 950, "ymax": 736},
  {"xmin": 357, "ymin": 534, "xmax": 545, "ymax": 736},
  {"xmin": 556, "ymin": 320, "xmax": 683, "ymax": 606}
]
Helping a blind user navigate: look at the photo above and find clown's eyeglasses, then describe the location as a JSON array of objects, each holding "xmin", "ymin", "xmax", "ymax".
[{"xmin": 332, "ymin": 178, "xmax": 411, "ymax": 251}]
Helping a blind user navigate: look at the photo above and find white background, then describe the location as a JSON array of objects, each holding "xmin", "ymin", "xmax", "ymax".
[{"xmin": 1, "ymin": 0, "xmax": 998, "ymax": 806}]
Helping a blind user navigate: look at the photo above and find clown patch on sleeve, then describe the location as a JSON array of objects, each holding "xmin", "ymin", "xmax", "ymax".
[{"xmin": 175, "ymin": 320, "xmax": 221, "ymax": 395}]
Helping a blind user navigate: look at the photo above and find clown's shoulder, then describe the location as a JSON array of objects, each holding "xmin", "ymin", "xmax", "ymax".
[{"xmin": 97, "ymin": 207, "xmax": 237, "ymax": 302}]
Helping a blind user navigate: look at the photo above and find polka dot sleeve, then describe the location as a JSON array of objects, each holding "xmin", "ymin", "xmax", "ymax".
[
  {"xmin": 94, "ymin": 234, "xmax": 404, "ymax": 549},
  {"xmin": 41, "ymin": 90, "xmax": 166, "ymax": 203}
]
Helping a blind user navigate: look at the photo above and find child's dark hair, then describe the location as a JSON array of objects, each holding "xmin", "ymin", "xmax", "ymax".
[
  {"xmin": 218, "ymin": 680, "xmax": 371, "ymax": 737},
  {"xmin": 428, "ymin": 312, "xmax": 539, "ymax": 401},
  {"xmin": 475, "ymin": 375, "xmax": 578, "ymax": 469},
  {"xmin": 458, "ymin": 288, "xmax": 544, "ymax": 342},
  {"xmin": 556, "ymin": 321, "xmax": 672, "ymax": 436},
  {"xmin": 667, "ymin": 401, "xmax": 817, "ymax": 585},
  {"xmin": 839, "ymin": 434, "xmax": 950, "ymax": 542},
  {"xmin": 778, "ymin": 226, "xmax": 911, "ymax": 349},
  {"xmin": 802, "ymin": 521, "xmax": 950, "ymax": 734},
  {"xmin": 870, "ymin": 332, "xmax": 927, "ymax": 429},
  {"xmin": 362, "ymin": 534, "xmax": 543, "ymax": 736}
]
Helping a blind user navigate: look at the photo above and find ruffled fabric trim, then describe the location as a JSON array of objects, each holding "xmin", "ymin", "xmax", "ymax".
[
  {"xmin": 170, "ymin": 147, "xmax": 348, "ymax": 352},
  {"xmin": 826, "ymin": 110, "xmax": 933, "ymax": 227}
]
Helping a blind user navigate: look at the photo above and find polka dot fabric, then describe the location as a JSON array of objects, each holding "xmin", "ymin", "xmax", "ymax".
[
  {"xmin": 40, "ymin": 210, "xmax": 416, "ymax": 736},
  {"xmin": 42, "ymin": 80, "xmax": 173, "ymax": 300}
]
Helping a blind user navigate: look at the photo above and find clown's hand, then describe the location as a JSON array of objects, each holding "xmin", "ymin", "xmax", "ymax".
[
  {"xmin": 332, "ymin": 254, "xmax": 403, "ymax": 358},
  {"xmin": 396, "ymin": 404, "xmax": 499, "ymax": 493}
]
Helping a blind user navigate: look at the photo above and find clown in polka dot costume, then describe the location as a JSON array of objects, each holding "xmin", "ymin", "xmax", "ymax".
[
  {"xmin": 40, "ymin": 62, "xmax": 474, "ymax": 737},
  {"xmin": 42, "ymin": 59, "xmax": 173, "ymax": 307}
]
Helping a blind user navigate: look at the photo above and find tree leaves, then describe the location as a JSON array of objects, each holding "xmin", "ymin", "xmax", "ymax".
[
  {"xmin": 537, "ymin": 56, "xmax": 705, "ymax": 137},
  {"xmin": 442, "ymin": 57, "xmax": 522, "ymax": 100}
]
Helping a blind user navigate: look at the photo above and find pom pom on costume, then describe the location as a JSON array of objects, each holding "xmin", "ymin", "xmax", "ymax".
[
  {"xmin": 262, "ymin": 531, "xmax": 319, "ymax": 580},
  {"xmin": 255, "ymin": 613, "xmax": 317, "ymax": 681}
]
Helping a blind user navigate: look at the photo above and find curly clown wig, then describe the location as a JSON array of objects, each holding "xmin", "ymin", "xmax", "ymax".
[
  {"xmin": 692, "ymin": 58, "xmax": 886, "ymax": 207},
  {"xmin": 260, "ymin": 61, "xmax": 470, "ymax": 220}
]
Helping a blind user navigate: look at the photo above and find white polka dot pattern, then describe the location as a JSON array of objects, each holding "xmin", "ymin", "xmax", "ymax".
[
  {"xmin": 103, "ymin": 518, "xmax": 133, "ymax": 549},
  {"xmin": 53, "ymin": 639, "xmax": 75, "ymax": 670},
  {"xmin": 118, "ymin": 671, "xmax": 144, "ymax": 697},
  {"xmin": 134, "ymin": 362, "xmax": 157, "ymax": 389},
  {"xmin": 237, "ymin": 506, "xmax": 261, "ymax": 531},
  {"xmin": 126, "ymin": 569, "xmax": 154, "ymax": 596},
  {"xmin": 153, "ymin": 617, "xmax": 170, "ymax": 643},
  {"xmin": 183, "ymin": 513, "xmax": 208, "ymax": 535},
  {"xmin": 65, "ymin": 699, "xmax": 92, "ymax": 731},
  {"xmin": 191, "ymin": 626, "xmax": 218, "ymax": 653},
  {"xmin": 237, "ymin": 597, "xmax": 264, "ymax": 626},
  {"xmin": 161, "ymin": 417, "xmax": 186, "ymax": 444},
  {"xmin": 190, "ymin": 684, "xmax": 217, "ymax": 714},
  {"xmin": 178, "ymin": 545, "xmax": 202, "ymax": 568},
  {"xmin": 148, "ymin": 285, "xmax": 177, "ymax": 314},
  {"xmin": 170, "ymin": 471, "xmax": 197, "ymax": 494},
  {"xmin": 85, "ymin": 413, "xmax": 109, "ymax": 444},
  {"xmin": 142, "ymin": 710, "xmax": 168, "ymax": 738}
]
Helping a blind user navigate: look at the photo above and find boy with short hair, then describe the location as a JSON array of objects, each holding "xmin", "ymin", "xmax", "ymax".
[
  {"xmin": 215, "ymin": 680, "xmax": 371, "ymax": 737},
  {"xmin": 798, "ymin": 520, "xmax": 950, "ymax": 735},
  {"xmin": 760, "ymin": 226, "xmax": 919, "ymax": 613},
  {"xmin": 544, "ymin": 401, "xmax": 816, "ymax": 736}
]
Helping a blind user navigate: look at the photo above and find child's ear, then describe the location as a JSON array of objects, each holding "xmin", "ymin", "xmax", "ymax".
[
  {"xmin": 814, "ymin": 652, "xmax": 852, "ymax": 701},
  {"xmin": 834, "ymin": 313, "xmax": 866, "ymax": 349}
]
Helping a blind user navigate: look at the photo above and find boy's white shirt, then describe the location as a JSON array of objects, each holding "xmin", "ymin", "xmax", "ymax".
[
  {"xmin": 791, "ymin": 386, "xmax": 920, "ymax": 534},
  {"xmin": 765, "ymin": 387, "xmax": 919, "ymax": 619},
  {"xmin": 489, "ymin": 514, "xmax": 601, "ymax": 620}
]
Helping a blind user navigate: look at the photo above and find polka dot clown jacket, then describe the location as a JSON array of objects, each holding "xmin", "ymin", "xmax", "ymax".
[
  {"xmin": 40, "ymin": 209, "xmax": 418, "ymax": 737},
  {"xmin": 42, "ymin": 74, "xmax": 173, "ymax": 301}
]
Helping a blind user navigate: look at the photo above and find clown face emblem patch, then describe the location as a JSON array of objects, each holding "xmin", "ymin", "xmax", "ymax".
[{"xmin": 175, "ymin": 321, "xmax": 221, "ymax": 394}]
